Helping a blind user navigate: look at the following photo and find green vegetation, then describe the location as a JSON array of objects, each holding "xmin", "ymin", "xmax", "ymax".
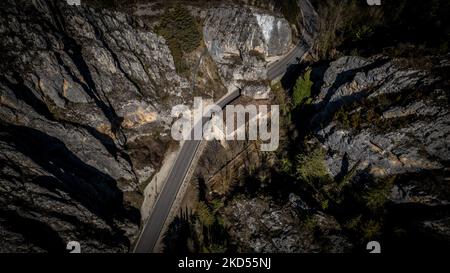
[
  {"xmin": 340, "ymin": 175, "xmax": 398, "ymax": 243},
  {"xmin": 345, "ymin": 216, "xmax": 382, "ymax": 241},
  {"xmin": 303, "ymin": 215, "xmax": 318, "ymax": 231},
  {"xmin": 292, "ymin": 69, "xmax": 313, "ymax": 107},
  {"xmin": 210, "ymin": 199, "xmax": 225, "ymax": 212},
  {"xmin": 336, "ymin": 161, "xmax": 359, "ymax": 190},
  {"xmin": 363, "ymin": 175, "xmax": 396, "ymax": 212},
  {"xmin": 196, "ymin": 201, "xmax": 215, "ymax": 227},
  {"xmin": 333, "ymin": 108, "xmax": 352, "ymax": 129},
  {"xmin": 295, "ymin": 147, "xmax": 330, "ymax": 186},
  {"xmin": 279, "ymin": 157, "xmax": 293, "ymax": 174},
  {"xmin": 271, "ymin": 81, "xmax": 293, "ymax": 132},
  {"xmin": 275, "ymin": 0, "xmax": 301, "ymax": 25},
  {"xmin": 164, "ymin": 201, "xmax": 231, "ymax": 253},
  {"xmin": 311, "ymin": 0, "xmax": 383, "ymax": 59},
  {"xmin": 266, "ymin": 66, "xmax": 424, "ymax": 248},
  {"xmin": 156, "ymin": 6, "xmax": 201, "ymax": 74},
  {"xmin": 350, "ymin": 25, "xmax": 374, "ymax": 42},
  {"xmin": 158, "ymin": 0, "xmax": 448, "ymax": 253}
]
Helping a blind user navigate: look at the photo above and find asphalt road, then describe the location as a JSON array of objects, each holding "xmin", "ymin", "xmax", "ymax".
[
  {"xmin": 133, "ymin": 0, "xmax": 317, "ymax": 253},
  {"xmin": 267, "ymin": 42, "xmax": 309, "ymax": 80},
  {"xmin": 133, "ymin": 90, "xmax": 240, "ymax": 253},
  {"xmin": 267, "ymin": 0, "xmax": 318, "ymax": 79}
]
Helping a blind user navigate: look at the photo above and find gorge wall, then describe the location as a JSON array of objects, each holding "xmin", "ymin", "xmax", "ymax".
[{"xmin": 0, "ymin": 0, "xmax": 296, "ymax": 252}]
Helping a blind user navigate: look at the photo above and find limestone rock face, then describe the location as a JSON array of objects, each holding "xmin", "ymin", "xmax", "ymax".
[
  {"xmin": 311, "ymin": 56, "xmax": 449, "ymax": 181},
  {"xmin": 209, "ymin": 55, "xmax": 449, "ymax": 253},
  {"xmin": 203, "ymin": 7, "xmax": 292, "ymax": 96},
  {"xmin": 223, "ymin": 197, "xmax": 352, "ymax": 253},
  {"xmin": 0, "ymin": 0, "xmax": 192, "ymax": 252},
  {"xmin": 306, "ymin": 56, "xmax": 450, "ymax": 247}
]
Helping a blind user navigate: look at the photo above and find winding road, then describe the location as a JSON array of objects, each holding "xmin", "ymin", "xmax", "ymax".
[
  {"xmin": 133, "ymin": 0, "xmax": 317, "ymax": 253},
  {"xmin": 133, "ymin": 90, "xmax": 240, "ymax": 253}
]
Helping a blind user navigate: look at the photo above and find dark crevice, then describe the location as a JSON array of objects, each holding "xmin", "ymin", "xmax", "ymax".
[
  {"xmin": 0, "ymin": 209, "xmax": 66, "ymax": 252},
  {"xmin": 0, "ymin": 74, "xmax": 57, "ymax": 122},
  {"xmin": 0, "ymin": 73, "xmax": 135, "ymax": 170},
  {"xmin": 4, "ymin": 0, "xmax": 139, "ymax": 186},
  {"xmin": 44, "ymin": 2, "xmax": 125, "ymax": 137},
  {"xmin": 0, "ymin": 122, "xmax": 140, "ymax": 226}
]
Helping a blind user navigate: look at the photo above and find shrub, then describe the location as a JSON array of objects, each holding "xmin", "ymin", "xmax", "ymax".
[
  {"xmin": 362, "ymin": 220, "xmax": 382, "ymax": 240},
  {"xmin": 345, "ymin": 216, "xmax": 382, "ymax": 241},
  {"xmin": 296, "ymin": 147, "xmax": 331, "ymax": 186},
  {"xmin": 350, "ymin": 112, "xmax": 361, "ymax": 130},
  {"xmin": 279, "ymin": 157, "xmax": 293, "ymax": 174},
  {"xmin": 196, "ymin": 201, "xmax": 214, "ymax": 227},
  {"xmin": 363, "ymin": 175, "xmax": 396, "ymax": 212},
  {"xmin": 156, "ymin": 6, "xmax": 201, "ymax": 74},
  {"xmin": 292, "ymin": 69, "xmax": 313, "ymax": 107},
  {"xmin": 210, "ymin": 199, "xmax": 224, "ymax": 212},
  {"xmin": 333, "ymin": 108, "xmax": 350, "ymax": 128},
  {"xmin": 271, "ymin": 81, "xmax": 292, "ymax": 124},
  {"xmin": 350, "ymin": 25, "xmax": 374, "ymax": 42}
]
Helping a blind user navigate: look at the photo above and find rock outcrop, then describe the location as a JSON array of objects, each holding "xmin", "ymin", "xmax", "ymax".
[
  {"xmin": 194, "ymin": 55, "xmax": 449, "ymax": 253},
  {"xmin": 305, "ymin": 55, "xmax": 450, "ymax": 248},
  {"xmin": 0, "ymin": 0, "xmax": 300, "ymax": 253},
  {"xmin": 0, "ymin": 0, "xmax": 192, "ymax": 252},
  {"xmin": 223, "ymin": 197, "xmax": 352, "ymax": 253},
  {"xmin": 203, "ymin": 7, "xmax": 292, "ymax": 97},
  {"xmin": 311, "ymin": 56, "xmax": 449, "ymax": 183}
]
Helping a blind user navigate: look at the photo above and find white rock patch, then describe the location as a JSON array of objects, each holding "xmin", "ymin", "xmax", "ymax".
[{"xmin": 254, "ymin": 13, "xmax": 274, "ymax": 44}]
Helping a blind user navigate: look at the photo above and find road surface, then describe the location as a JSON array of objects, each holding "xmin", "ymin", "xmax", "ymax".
[
  {"xmin": 267, "ymin": 41, "xmax": 309, "ymax": 80},
  {"xmin": 133, "ymin": 0, "xmax": 317, "ymax": 253},
  {"xmin": 133, "ymin": 90, "xmax": 240, "ymax": 253}
]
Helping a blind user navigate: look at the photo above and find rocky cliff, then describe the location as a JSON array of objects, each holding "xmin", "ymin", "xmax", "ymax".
[
  {"xmin": 313, "ymin": 56, "xmax": 449, "ymax": 180},
  {"xmin": 0, "ymin": 0, "xmax": 298, "ymax": 252},
  {"xmin": 0, "ymin": 0, "xmax": 192, "ymax": 252},
  {"xmin": 207, "ymin": 55, "xmax": 450, "ymax": 252},
  {"xmin": 4, "ymin": 0, "xmax": 444, "ymax": 254},
  {"xmin": 308, "ymin": 56, "xmax": 450, "ymax": 250},
  {"xmin": 165, "ymin": 0, "xmax": 449, "ymax": 253},
  {"xmin": 203, "ymin": 6, "xmax": 292, "ymax": 98}
]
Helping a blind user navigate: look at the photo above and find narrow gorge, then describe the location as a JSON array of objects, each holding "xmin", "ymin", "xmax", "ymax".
[{"xmin": 0, "ymin": 0, "xmax": 448, "ymax": 253}]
